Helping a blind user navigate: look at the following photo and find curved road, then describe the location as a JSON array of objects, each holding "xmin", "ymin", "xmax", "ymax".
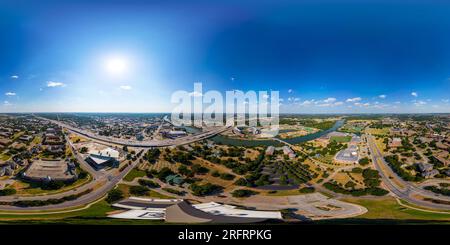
[{"xmin": 366, "ymin": 134, "xmax": 450, "ymax": 210}]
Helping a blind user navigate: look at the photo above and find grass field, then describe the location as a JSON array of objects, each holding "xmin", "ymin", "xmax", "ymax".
[
  {"xmin": 31, "ymin": 136, "xmax": 41, "ymax": 145},
  {"xmin": 14, "ymin": 175, "xmax": 92, "ymax": 196},
  {"xmin": 117, "ymin": 184, "xmax": 174, "ymax": 199},
  {"xmin": 264, "ymin": 188, "xmax": 309, "ymax": 196},
  {"xmin": 342, "ymin": 197, "xmax": 450, "ymax": 223},
  {"xmin": 365, "ymin": 127, "xmax": 390, "ymax": 136},
  {"xmin": 0, "ymin": 152, "xmax": 11, "ymax": 161},
  {"xmin": 330, "ymin": 136, "xmax": 352, "ymax": 143},
  {"xmin": 123, "ymin": 168, "xmax": 146, "ymax": 182}
]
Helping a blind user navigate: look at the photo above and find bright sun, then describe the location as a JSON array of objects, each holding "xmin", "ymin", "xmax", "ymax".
[{"xmin": 104, "ymin": 56, "xmax": 128, "ymax": 75}]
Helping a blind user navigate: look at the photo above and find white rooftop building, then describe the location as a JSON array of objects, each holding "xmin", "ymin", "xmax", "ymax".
[{"xmin": 87, "ymin": 147, "xmax": 119, "ymax": 165}]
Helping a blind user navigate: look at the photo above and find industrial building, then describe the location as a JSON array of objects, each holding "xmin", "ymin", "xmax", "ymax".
[
  {"xmin": 87, "ymin": 147, "xmax": 120, "ymax": 168},
  {"xmin": 334, "ymin": 145, "xmax": 359, "ymax": 164}
]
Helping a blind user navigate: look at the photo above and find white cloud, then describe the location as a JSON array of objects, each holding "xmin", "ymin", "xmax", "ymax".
[
  {"xmin": 188, "ymin": 91, "xmax": 202, "ymax": 97},
  {"xmin": 346, "ymin": 97, "xmax": 361, "ymax": 103},
  {"xmin": 317, "ymin": 103, "xmax": 332, "ymax": 107},
  {"xmin": 411, "ymin": 91, "xmax": 418, "ymax": 97},
  {"xmin": 119, "ymin": 85, "xmax": 132, "ymax": 90},
  {"xmin": 47, "ymin": 81, "xmax": 66, "ymax": 87},
  {"xmin": 288, "ymin": 89, "xmax": 293, "ymax": 93},
  {"xmin": 10, "ymin": 75, "xmax": 19, "ymax": 79},
  {"xmin": 316, "ymin": 100, "xmax": 342, "ymax": 107},
  {"xmin": 3, "ymin": 101, "xmax": 11, "ymax": 106},
  {"xmin": 5, "ymin": 92, "xmax": 16, "ymax": 96},
  {"xmin": 299, "ymin": 99, "xmax": 314, "ymax": 106},
  {"xmin": 442, "ymin": 99, "xmax": 449, "ymax": 103},
  {"xmin": 378, "ymin": 94, "xmax": 386, "ymax": 99},
  {"xmin": 323, "ymin": 97, "xmax": 336, "ymax": 103},
  {"xmin": 414, "ymin": 100, "xmax": 427, "ymax": 106},
  {"xmin": 394, "ymin": 101, "xmax": 401, "ymax": 104},
  {"xmin": 355, "ymin": 102, "xmax": 370, "ymax": 107}
]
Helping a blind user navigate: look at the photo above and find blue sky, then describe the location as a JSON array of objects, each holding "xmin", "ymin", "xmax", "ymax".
[{"xmin": 1, "ymin": 0, "xmax": 450, "ymax": 113}]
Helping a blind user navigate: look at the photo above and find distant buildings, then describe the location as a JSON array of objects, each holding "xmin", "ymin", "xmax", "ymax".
[
  {"xmin": 282, "ymin": 146, "xmax": 296, "ymax": 159},
  {"xmin": 265, "ymin": 146, "xmax": 275, "ymax": 156},
  {"xmin": 162, "ymin": 130, "xmax": 187, "ymax": 139},
  {"xmin": 18, "ymin": 135, "xmax": 33, "ymax": 142},
  {"xmin": 389, "ymin": 137, "xmax": 402, "ymax": 148},
  {"xmin": 0, "ymin": 138, "xmax": 11, "ymax": 148},
  {"xmin": 416, "ymin": 162, "xmax": 439, "ymax": 178},
  {"xmin": 264, "ymin": 145, "xmax": 295, "ymax": 158}
]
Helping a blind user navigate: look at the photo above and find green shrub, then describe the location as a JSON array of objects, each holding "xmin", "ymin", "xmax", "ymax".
[
  {"xmin": 106, "ymin": 189, "xmax": 124, "ymax": 203},
  {"xmin": 129, "ymin": 185, "xmax": 150, "ymax": 196},
  {"xmin": 138, "ymin": 179, "xmax": 160, "ymax": 188},
  {"xmin": 231, "ymin": 189, "xmax": 259, "ymax": 198},
  {"xmin": 298, "ymin": 187, "xmax": 315, "ymax": 193},
  {"xmin": 190, "ymin": 183, "xmax": 222, "ymax": 196},
  {"xmin": 0, "ymin": 188, "xmax": 16, "ymax": 196}
]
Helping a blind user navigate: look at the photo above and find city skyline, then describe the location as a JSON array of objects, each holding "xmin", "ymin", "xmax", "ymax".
[{"xmin": 1, "ymin": 0, "xmax": 450, "ymax": 113}]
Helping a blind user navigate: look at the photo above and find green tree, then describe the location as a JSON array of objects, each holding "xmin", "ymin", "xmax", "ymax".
[{"xmin": 106, "ymin": 189, "xmax": 124, "ymax": 203}]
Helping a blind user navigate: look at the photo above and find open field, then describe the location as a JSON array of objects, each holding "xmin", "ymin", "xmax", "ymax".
[
  {"xmin": 342, "ymin": 197, "xmax": 450, "ymax": 222},
  {"xmin": 330, "ymin": 136, "xmax": 352, "ymax": 143},
  {"xmin": 0, "ymin": 153, "xmax": 11, "ymax": 161},
  {"xmin": 12, "ymin": 175, "xmax": 92, "ymax": 196},
  {"xmin": 365, "ymin": 127, "xmax": 389, "ymax": 136},
  {"xmin": 123, "ymin": 168, "xmax": 146, "ymax": 182},
  {"xmin": 117, "ymin": 184, "xmax": 174, "ymax": 199}
]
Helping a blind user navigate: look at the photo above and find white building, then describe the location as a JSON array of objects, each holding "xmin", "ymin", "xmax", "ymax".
[
  {"xmin": 87, "ymin": 147, "xmax": 119, "ymax": 166},
  {"xmin": 265, "ymin": 146, "xmax": 275, "ymax": 156},
  {"xmin": 282, "ymin": 146, "xmax": 296, "ymax": 159}
]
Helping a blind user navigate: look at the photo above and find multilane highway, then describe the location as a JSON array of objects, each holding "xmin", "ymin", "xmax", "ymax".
[
  {"xmin": 34, "ymin": 115, "xmax": 230, "ymax": 148},
  {"xmin": 0, "ymin": 116, "xmax": 229, "ymax": 211}
]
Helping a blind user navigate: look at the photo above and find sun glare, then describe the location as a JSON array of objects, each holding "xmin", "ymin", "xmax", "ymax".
[{"xmin": 104, "ymin": 56, "xmax": 128, "ymax": 75}]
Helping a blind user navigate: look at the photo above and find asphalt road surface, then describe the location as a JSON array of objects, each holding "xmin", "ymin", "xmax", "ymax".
[{"xmin": 366, "ymin": 134, "xmax": 450, "ymax": 210}]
